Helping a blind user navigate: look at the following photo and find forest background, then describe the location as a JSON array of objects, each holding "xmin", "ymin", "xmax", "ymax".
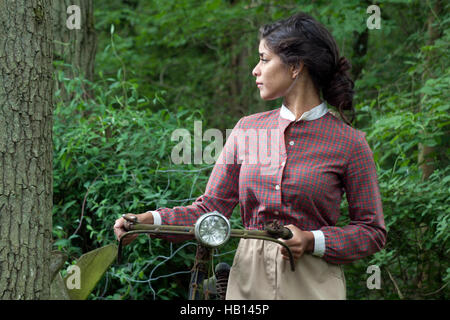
[
  {"xmin": 54, "ymin": 0, "xmax": 450, "ymax": 300},
  {"xmin": 2, "ymin": 0, "xmax": 448, "ymax": 300}
]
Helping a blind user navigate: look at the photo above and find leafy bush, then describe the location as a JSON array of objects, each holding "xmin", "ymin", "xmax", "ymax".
[
  {"xmin": 52, "ymin": 68, "xmax": 243, "ymax": 299},
  {"xmin": 52, "ymin": 0, "xmax": 449, "ymax": 300}
]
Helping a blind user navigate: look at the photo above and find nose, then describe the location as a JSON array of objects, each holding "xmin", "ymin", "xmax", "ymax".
[{"xmin": 252, "ymin": 62, "xmax": 260, "ymax": 77}]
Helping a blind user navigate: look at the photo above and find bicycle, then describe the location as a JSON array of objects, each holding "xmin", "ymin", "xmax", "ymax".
[{"xmin": 117, "ymin": 211, "xmax": 295, "ymax": 300}]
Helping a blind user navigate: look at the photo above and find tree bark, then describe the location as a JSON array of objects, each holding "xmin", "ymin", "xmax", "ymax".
[
  {"xmin": 0, "ymin": 0, "xmax": 54, "ymax": 299},
  {"xmin": 351, "ymin": 28, "xmax": 368, "ymax": 81},
  {"xmin": 418, "ymin": 0, "xmax": 442, "ymax": 181},
  {"xmin": 52, "ymin": 0, "xmax": 97, "ymax": 100}
]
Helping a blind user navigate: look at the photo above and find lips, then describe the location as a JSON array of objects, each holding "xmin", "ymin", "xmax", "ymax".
[{"xmin": 256, "ymin": 82, "xmax": 263, "ymax": 88}]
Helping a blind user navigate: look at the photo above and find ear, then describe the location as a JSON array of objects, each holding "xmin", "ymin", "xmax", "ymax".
[{"xmin": 290, "ymin": 61, "xmax": 304, "ymax": 79}]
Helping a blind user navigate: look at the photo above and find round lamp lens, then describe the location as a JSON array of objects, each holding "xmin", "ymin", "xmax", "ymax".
[{"xmin": 195, "ymin": 212, "xmax": 230, "ymax": 247}]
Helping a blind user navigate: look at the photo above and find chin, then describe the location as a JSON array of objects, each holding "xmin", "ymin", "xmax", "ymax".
[{"xmin": 260, "ymin": 93, "xmax": 279, "ymax": 101}]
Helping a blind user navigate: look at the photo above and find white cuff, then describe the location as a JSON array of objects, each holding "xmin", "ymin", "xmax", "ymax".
[
  {"xmin": 310, "ymin": 230, "xmax": 325, "ymax": 257},
  {"xmin": 147, "ymin": 210, "xmax": 161, "ymax": 225}
]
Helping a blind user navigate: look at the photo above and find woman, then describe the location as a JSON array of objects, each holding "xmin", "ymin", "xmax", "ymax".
[{"xmin": 114, "ymin": 12, "xmax": 386, "ymax": 300}]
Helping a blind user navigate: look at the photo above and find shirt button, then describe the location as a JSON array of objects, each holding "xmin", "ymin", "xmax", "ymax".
[
  {"xmin": 274, "ymin": 210, "xmax": 279, "ymax": 215},
  {"xmin": 275, "ymin": 184, "xmax": 280, "ymax": 190},
  {"xmin": 289, "ymin": 141, "xmax": 295, "ymax": 146}
]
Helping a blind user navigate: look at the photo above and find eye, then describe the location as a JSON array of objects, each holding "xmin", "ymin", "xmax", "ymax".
[{"xmin": 260, "ymin": 58, "xmax": 269, "ymax": 63}]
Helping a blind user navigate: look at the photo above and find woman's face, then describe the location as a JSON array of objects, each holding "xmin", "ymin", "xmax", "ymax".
[{"xmin": 252, "ymin": 39, "xmax": 296, "ymax": 100}]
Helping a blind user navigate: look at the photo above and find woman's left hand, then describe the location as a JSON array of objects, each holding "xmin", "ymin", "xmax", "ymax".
[{"xmin": 279, "ymin": 225, "xmax": 315, "ymax": 260}]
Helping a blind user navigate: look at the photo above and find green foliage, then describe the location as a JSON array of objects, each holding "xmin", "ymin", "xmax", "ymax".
[
  {"xmin": 53, "ymin": 65, "xmax": 217, "ymax": 299},
  {"xmin": 344, "ymin": 9, "xmax": 450, "ymax": 297},
  {"xmin": 342, "ymin": 166, "xmax": 450, "ymax": 299},
  {"xmin": 52, "ymin": 0, "xmax": 449, "ymax": 300}
]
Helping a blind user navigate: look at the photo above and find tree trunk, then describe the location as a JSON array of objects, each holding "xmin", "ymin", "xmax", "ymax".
[
  {"xmin": 229, "ymin": 40, "xmax": 253, "ymax": 117},
  {"xmin": 0, "ymin": 0, "xmax": 54, "ymax": 299},
  {"xmin": 351, "ymin": 28, "xmax": 368, "ymax": 81},
  {"xmin": 418, "ymin": 0, "xmax": 441, "ymax": 181},
  {"xmin": 52, "ymin": 0, "xmax": 97, "ymax": 100}
]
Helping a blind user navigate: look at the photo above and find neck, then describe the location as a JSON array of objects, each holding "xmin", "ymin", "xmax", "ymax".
[{"xmin": 282, "ymin": 73, "xmax": 322, "ymax": 120}]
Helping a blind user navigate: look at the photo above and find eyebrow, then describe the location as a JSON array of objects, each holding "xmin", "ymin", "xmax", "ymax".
[{"xmin": 259, "ymin": 52, "xmax": 267, "ymax": 57}]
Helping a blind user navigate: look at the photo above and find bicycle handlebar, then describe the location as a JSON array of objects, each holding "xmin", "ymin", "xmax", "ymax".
[{"xmin": 117, "ymin": 216, "xmax": 296, "ymax": 271}]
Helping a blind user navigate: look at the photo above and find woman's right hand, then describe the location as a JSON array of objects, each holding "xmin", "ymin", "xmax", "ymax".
[{"xmin": 114, "ymin": 211, "xmax": 154, "ymax": 246}]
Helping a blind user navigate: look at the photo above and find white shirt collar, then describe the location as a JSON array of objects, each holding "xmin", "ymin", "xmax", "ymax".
[{"xmin": 280, "ymin": 101, "xmax": 328, "ymax": 122}]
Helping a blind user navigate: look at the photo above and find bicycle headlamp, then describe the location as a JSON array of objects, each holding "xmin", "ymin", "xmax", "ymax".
[{"xmin": 194, "ymin": 212, "xmax": 231, "ymax": 248}]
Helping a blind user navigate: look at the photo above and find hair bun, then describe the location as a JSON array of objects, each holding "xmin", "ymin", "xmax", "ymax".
[
  {"xmin": 323, "ymin": 55, "xmax": 355, "ymax": 125},
  {"xmin": 336, "ymin": 56, "xmax": 351, "ymax": 74}
]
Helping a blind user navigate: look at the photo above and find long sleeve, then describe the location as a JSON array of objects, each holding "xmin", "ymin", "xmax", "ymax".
[
  {"xmin": 319, "ymin": 132, "xmax": 387, "ymax": 264},
  {"xmin": 154, "ymin": 119, "xmax": 243, "ymax": 240}
]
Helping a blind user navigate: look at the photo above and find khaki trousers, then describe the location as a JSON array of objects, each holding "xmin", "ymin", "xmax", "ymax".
[{"xmin": 225, "ymin": 238, "xmax": 346, "ymax": 300}]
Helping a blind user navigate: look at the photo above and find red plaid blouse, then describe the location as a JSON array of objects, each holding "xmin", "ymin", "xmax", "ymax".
[{"xmin": 154, "ymin": 103, "xmax": 386, "ymax": 265}]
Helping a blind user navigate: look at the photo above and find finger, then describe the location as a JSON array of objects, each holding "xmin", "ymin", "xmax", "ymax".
[
  {"xmin": 281, "ymin": 251, "xmax": 298, "ymax": 260},
  {"xmin": 114, "ymin": 226, "xmax": 124, "ymax": 241},
  {"xmin": 285, "ymin": 225, "xmax": 304, "ymax": 246},
  {"xmin": 280, "ymin": 242, "xmax": 301, "ymax": 254},
  {"xmin": 114, "ymin": 222, "xmax": 130, "ymax": 241},
  {"xmin": 282, "ymin": 253, "xmax": 301, "ymax": 261},
  {"xmin": 280, "ymin": 246, "xmax": 299, "ymax": 257},
  {"xmin": 120, "ymin": 233, "xmax": 139, "ymax": 246},
  {"xmin": 281, "ymin": 247, "xmax": 303, "ymax": 260},
  {"xmin": 282, "ymin": 238, "xmax": 298, "ymax": 247},
  {"xmin": 114, "ymin": 218, "xmax": 124, "ymax": 228},
  {"xmin": 280, "ymin": 247, "xmax": 292, "ymax": 259}
]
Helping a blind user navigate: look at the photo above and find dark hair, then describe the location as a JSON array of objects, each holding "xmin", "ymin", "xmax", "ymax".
[{"xmin": 259, "ymin": 12, "xmax": 355, "ymax": 125}]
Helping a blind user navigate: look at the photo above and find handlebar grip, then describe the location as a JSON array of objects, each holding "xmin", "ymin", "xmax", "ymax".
[
  {"xmin": 280, "ymin": 227, "xmax": 293, "ymax": 240},
  {"xmin": 265, "ymin": 220, "xmax": 293, "ymax": 240},
  {"xmin": 122, "ymin": 214, "xmax": 138, "ymax": 231}
]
